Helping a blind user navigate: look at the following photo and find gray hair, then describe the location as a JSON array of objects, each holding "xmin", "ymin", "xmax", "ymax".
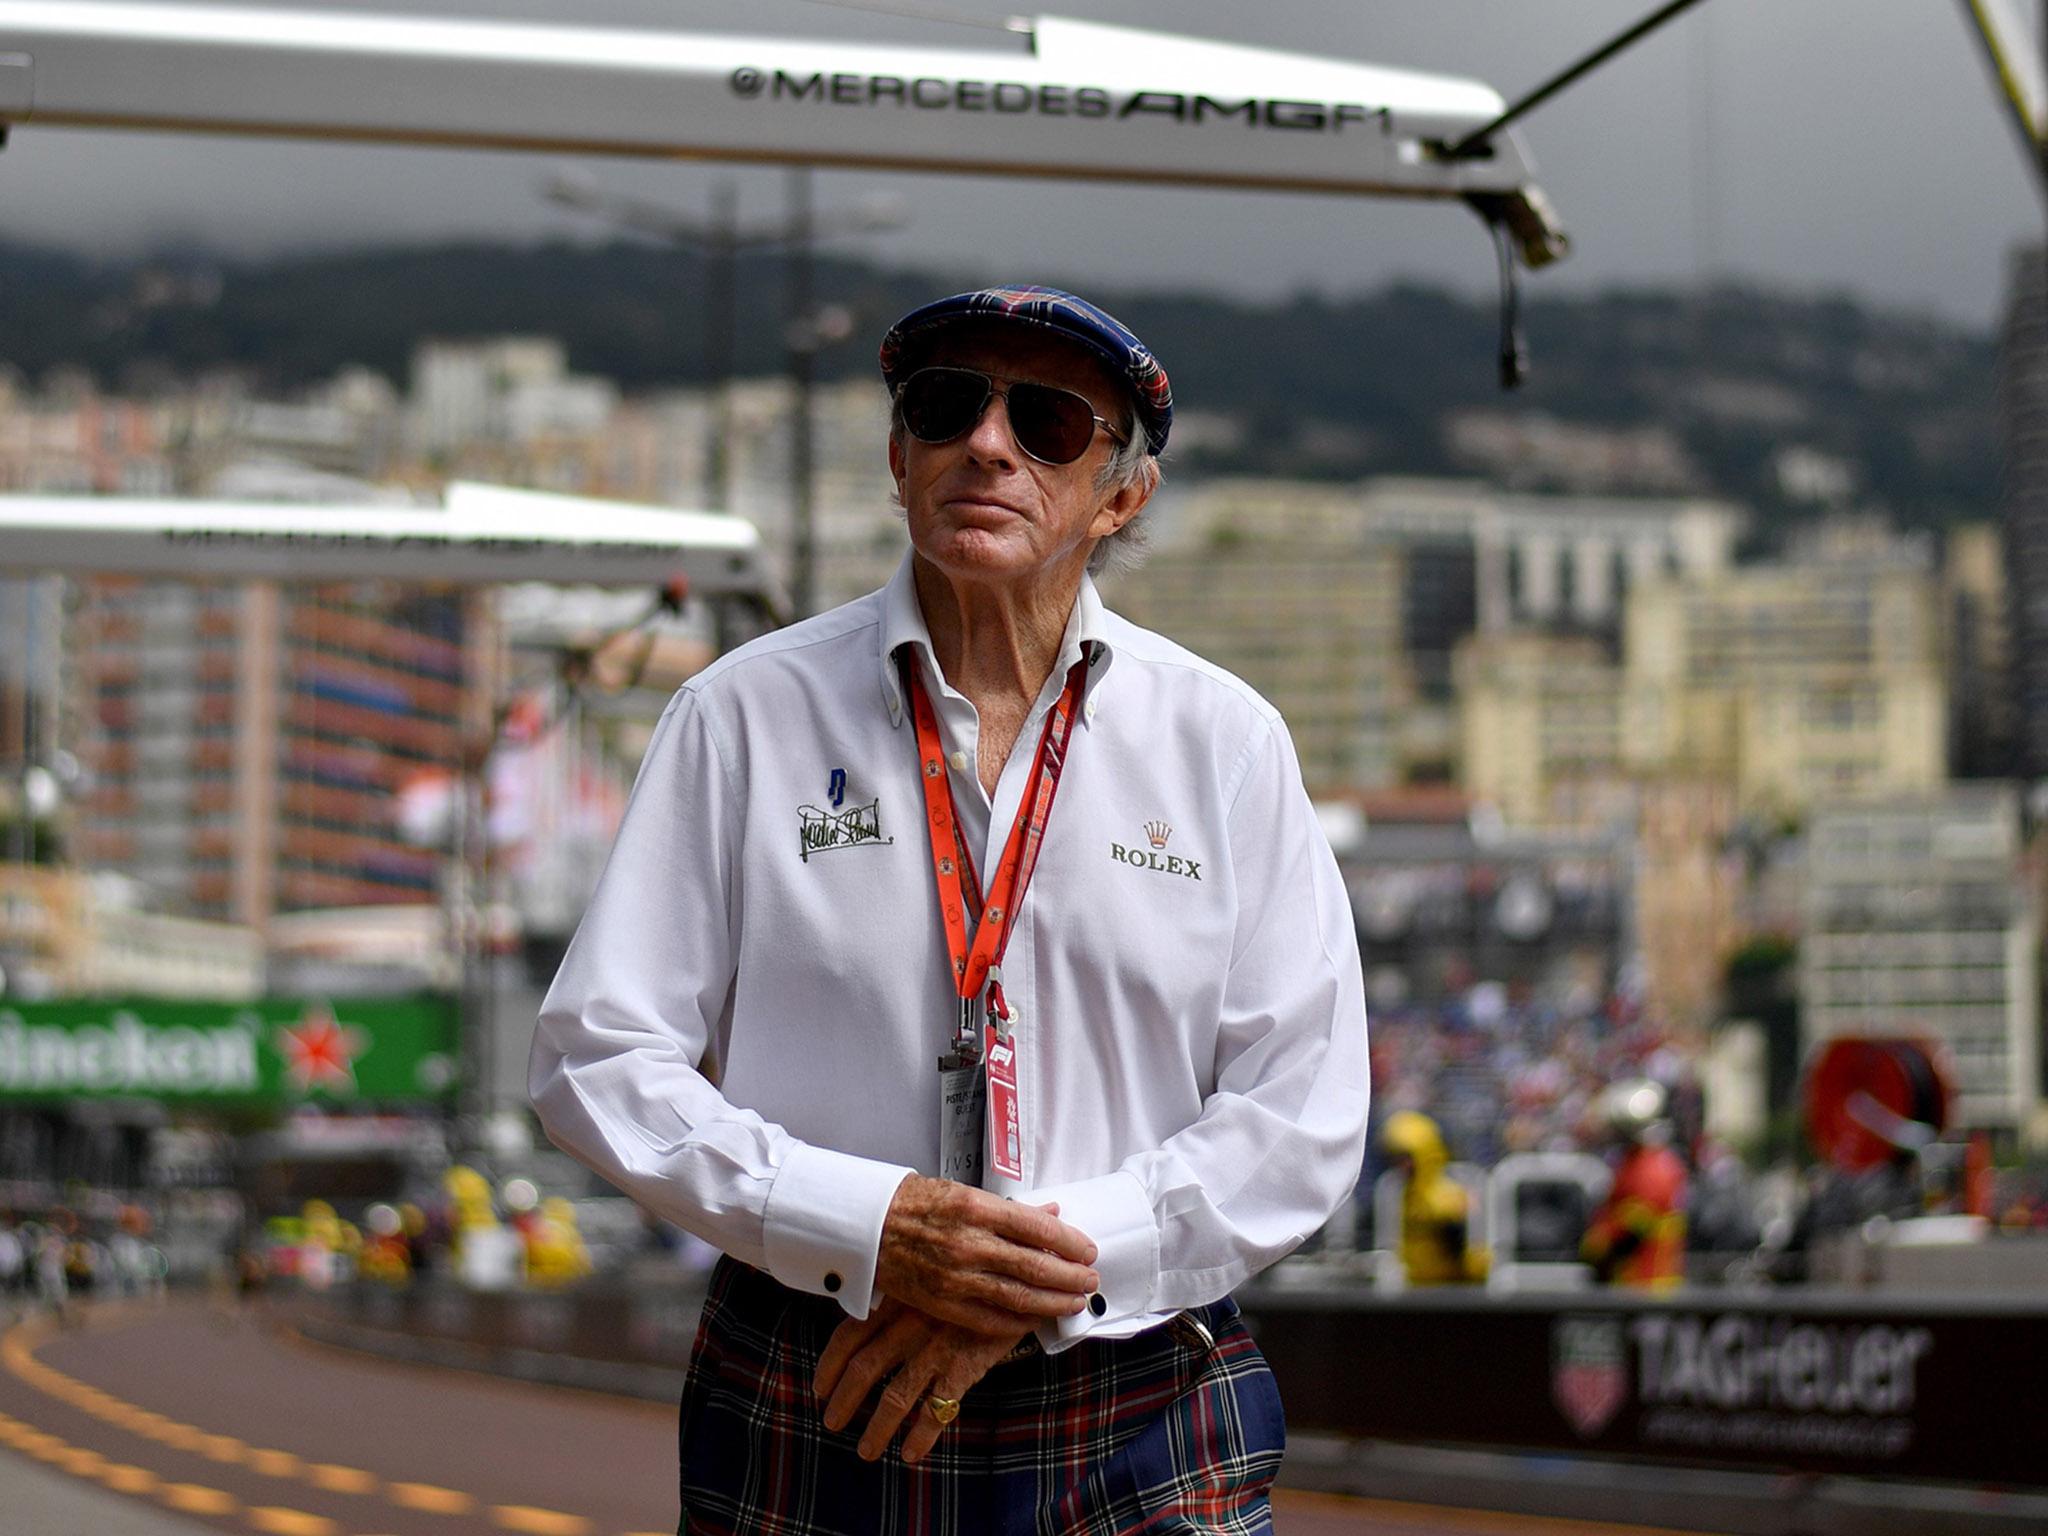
[
  {"xmin": 887, "ymin": 387, "xmax": 1162, "ymax": 578},
  {"xmin": 1087, "ymin": 423, "xmax": 1160, "ymax": 577}
]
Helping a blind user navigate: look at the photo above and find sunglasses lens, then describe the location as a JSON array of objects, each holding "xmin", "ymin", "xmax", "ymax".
[
  {"xmin": 901, "ymin": 370, "xmax": 989, "ymax": 444},
  {"xmin": 1006, "ymin": 383, "xmax": 1097, "ymax": 465},
  {"xmin": 899, "ymin": 368, "xmax": 1106, "ymax": 465}
]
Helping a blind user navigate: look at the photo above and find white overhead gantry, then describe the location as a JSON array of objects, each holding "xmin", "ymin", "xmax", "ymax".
[
  {"xmin": 1957, "ymin": 0, "xmax": 2048, "ymax": 194},
  {"xmin": 0, "ymin": 3, "xmax": 1569, "ymax": 271},
  {"xmin": 0, "ymin": 481, "xmax": 775, "ymax": 598}
]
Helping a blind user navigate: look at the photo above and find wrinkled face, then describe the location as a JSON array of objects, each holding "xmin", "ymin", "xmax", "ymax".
[{"xmin": 890, "ymin": 324, "xmax": 1148, "ymax": 589}]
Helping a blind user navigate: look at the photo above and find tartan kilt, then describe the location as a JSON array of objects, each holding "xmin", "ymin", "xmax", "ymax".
[{"xmin": 678, "ymin": 1255, "xmax": 1286, "ymax": 1536}]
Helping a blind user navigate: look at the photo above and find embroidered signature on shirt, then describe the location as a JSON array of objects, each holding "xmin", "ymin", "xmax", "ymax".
[{"xmin": 798, "ymin": 799, "xmax": 894, "ymax": 863}]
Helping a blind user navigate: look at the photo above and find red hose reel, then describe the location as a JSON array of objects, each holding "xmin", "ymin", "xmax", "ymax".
[{"xmin": 1803, "ymin": 1037, "xmax": 1954, "ymax": 1172}]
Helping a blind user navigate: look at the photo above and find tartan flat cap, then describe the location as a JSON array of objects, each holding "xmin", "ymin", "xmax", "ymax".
[{"xmin": 879, "ymin": 285, "xmax": 1173, "ymax": 456}]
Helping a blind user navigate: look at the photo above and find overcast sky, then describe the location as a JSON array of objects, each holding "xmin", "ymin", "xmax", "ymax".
[{"xmin": 0, "ymin": 0, "xmax": 2037, "ymax": 327}]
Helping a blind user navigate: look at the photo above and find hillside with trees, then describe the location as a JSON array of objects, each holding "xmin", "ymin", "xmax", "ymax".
[{"xmin": 0, "ymin": 239, "xmax": 1997, "ymax": 529}]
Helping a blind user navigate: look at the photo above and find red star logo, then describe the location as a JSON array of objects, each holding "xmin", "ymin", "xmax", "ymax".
[{"xmin": 275, "ymin": 1004, "xmax": 369, "ymax": 1095}]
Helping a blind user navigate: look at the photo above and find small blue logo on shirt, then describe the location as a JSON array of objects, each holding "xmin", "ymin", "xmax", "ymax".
[{"xmin": 800, "ymin": 771, "xmax": 889, "ymax": 863}]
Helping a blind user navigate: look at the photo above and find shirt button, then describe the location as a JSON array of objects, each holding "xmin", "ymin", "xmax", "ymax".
[
  {"xmin": 948, "ymin": 750, "xmax": 969, "ymax": 772},
  {"xmin": 1088, "ymin": 1293, "xmax": 1107, "ymax": 1317},
  {"xmin": 823, "ymin": 1271, "xmax": 842, "ymax": 1294}
]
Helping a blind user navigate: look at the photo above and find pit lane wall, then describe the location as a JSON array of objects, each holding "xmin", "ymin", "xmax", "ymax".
[{"xmin": 298, "ymin": 1277, "xmax": 2048, "ymax": 1491}]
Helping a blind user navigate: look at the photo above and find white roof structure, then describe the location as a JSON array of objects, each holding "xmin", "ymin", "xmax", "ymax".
[
  {"xmin": 0, "ymin": 481, "xmax": 773, "ymax": 596},
  {"xmin": 0, "ymin": 3, "xmax": 1567, "ymax": 266},
  {"xmin": 1957, "ymin": 0, "xmax": 2048, "ymax": 188}
]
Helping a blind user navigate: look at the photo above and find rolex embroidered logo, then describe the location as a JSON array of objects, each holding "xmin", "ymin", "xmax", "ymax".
[{"xmin": 1110, "ymin": 822, "xmax": 1200, "ymax": 881}]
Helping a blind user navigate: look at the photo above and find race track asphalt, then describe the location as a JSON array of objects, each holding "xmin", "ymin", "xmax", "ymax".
[{"xmin": 0, "ymin": 1297, "xmax": 1697, "ymax": 1536}]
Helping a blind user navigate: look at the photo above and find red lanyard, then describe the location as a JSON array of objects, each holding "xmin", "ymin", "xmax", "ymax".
[{"xmin": 904, "ymin": 648, "xmax": 1090, "ymax": 1020}]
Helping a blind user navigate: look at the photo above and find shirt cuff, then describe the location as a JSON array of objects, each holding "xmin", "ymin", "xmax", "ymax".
[
  {"xmin": 761, "ymin": 1143, "xmax": 915, "ymax": 1318},
  {"xmin": 1027, "ymin": 1169, "xmax": 1159, "ymax": 1353}
]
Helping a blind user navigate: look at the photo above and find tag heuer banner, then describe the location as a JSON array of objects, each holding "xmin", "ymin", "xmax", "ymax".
[
  {"xmin": 0, "ymin": 997, "xmax": 457, "ymax": 1105},
  {"xmin": 1247, "ymin": 1290, "xmax": 2048, "ymax": 1489}
]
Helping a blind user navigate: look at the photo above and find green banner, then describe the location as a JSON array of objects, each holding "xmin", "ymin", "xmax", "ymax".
[{"xmin": 0, "ymin": 996, "xmax": 458, "ymax": 1105}]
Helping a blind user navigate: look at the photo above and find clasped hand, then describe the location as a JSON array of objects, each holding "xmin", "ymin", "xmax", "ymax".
[{"xmin": 811, "ymin": 1175, "xmax": 1098, "ymax": 1464}]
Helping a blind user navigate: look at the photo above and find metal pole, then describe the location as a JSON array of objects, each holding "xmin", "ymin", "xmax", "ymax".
[
  {"xmin": 706, "ymin": 179, "xmax": 738, "ymax": 512},
  {"xmin": 2035, "ymin": 0, "xmax": 2048, "ymax": 779},
  {"xmin": 787, "ymin": 166, "xmax": 818, "ymax": 620},
  {"xmin": 452, "ymin": 750, "xmax": 476, "ymax": 1141},
  {"xmin": 1441, "ymin": 0, "xmax": 1712, "ymax": 160},
  {"xmin": 13, "ymin": 582, "xmax": 32, "ymax": 866},
  {"xmin": 476, "ymin": 751, "xmax": 497, "ymax": 1130}
]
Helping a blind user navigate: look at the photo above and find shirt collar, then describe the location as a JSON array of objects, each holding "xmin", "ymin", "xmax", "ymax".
[{"xmin": 877, "ymin": 552, "xmax": 1116, "ymax": 729}]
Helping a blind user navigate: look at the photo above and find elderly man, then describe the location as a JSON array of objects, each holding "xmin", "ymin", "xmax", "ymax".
[{"xmin": 530, "ymin": 286, "xmax": 1368, "ymax": 1534}]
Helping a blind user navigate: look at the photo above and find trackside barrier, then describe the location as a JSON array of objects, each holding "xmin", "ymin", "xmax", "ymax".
[
  {"xmin": 299, "ymin": 1265, "xmax": 2048, "ymax": 1490},
  {"xmin": 1485, "ymin": 1151, "xmax": 1609, "ymax": 1293},
  {"xmin": 1241, "ymin": 1281, "xmax": 2048, "ymax": 1489}
]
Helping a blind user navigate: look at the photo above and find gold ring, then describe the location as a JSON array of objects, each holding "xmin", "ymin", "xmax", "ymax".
[{"xmin": 923, "ymin": 1395, "xmax": 962, "ymax": 1426}]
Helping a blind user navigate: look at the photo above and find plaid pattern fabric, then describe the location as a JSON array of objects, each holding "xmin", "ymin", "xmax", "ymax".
[
  {"xmin": 878, "ymin": 286, "xmax": 1174, "ymax": 456},
  {"xmin": 678, "ymin": 1256, "xmax": 1284, "ymax": 1536}
]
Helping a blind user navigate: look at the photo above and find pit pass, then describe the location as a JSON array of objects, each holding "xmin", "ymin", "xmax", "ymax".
[{"xmin": 985, "ymin": 1025, "xmax": 1022, "ymax": 1182}]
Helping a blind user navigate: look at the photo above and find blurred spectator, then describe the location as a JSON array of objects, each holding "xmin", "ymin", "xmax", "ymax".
[
  {"xmin": 0, "ymin": 1217, "xmax": 23, "ymax": 1302},
  {"xmin": 1688, "ymin": 1140, "xmax": 1763, "ymax": 1261},
  {"xmin": 34, "ymin": 1224, "xmax": 70, "ymax": 1319},
  {"xmin": 1370, "ymin": 982, "xmax": 1692, "ymax": 1167},
  {"xmin": 359, "ymin": 1204, "xmax": 413, "ymax": 1286},
  {"xmin": 1581, "ymin": 1080, "xmax": 1688, "ymax": 1290},
  {"xmin": 402, "ymin": 1201, "xmax": 447, "ymax": 1280},
  {"xmin": 1380, "ymin": 1111, "xmax": 1487, "ymax": 1285},
  {"xmin": 523, "ymin": 1197, "xmax": 592, "ymax": 1288}
]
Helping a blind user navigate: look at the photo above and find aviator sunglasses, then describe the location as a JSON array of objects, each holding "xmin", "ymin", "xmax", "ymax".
[{"xmin": 898, "ymin": 366, "xmax": 1128, "ymax": 467}]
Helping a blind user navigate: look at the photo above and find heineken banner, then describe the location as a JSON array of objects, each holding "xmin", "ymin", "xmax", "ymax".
[{"xmin": 0, "ymin": 997, "xmax": 458, "ymax": 1105}]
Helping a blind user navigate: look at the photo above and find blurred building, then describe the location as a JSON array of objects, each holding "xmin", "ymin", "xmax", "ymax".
[
  {"xmin": 1104, "ymin": 481, "xmax": 1404, "ymax": 792},
  {"xmin": 1800, "ymin": 787, "xmax": 2042, "ymax": 1142},
  {"xmin": 1456, "ymin": 633, "xmax": 1625, "ymax": 828},
  {"xmin": 410, "ymin": 337, "xmax": 617, "ymax": 455},
  {"xmin": 1355, "ymin": 479, "xmax": 1743, "ymax": 780},
  {"xmin": 1621, "ymin": 550, "xmax": 1947, "ymax": 816},
  {"xmin": 1944, "ymin": 523, "xmax": 2014, "ymax": 780},
  {"xmin": 0, "ymin": 576, "xmax": 63, "ymax": 818},
  {"xmin": 1103, "ymin": 477, "xmax": 1741, "ymax": 794},
  {"xmin": 603, "ymin": 391, "xmax": 717, "ymax": 510},
  {"xmin": 266, "ymin": 904, "xmax": 460, "ymax": 994},
  {"xmin": 0, "ymin": 371, "xmax": 174, "ymax": 495},
  {"xmin": 1457, "ymin": 524, "xmax": 1951, "ymax": 825},
  {"xmin": 0, "ymin": 865, "xmax": 261, "ymax": 1000},
  {"xmin": 1356, "ymin": 478, "xmax": 1743, "ymax": 647},
  {"xmin": 1632, "ymin": 781, "xmax": 1746, "ymax": 1036},
  {"xmin": 724, "ymin": 375, "xmax": 900, "ymax": 608},
  {"xmin": 1999, "ymin": 246, "xmax": 2048, "ymax": 779},
  {"xmin": 407, "ymin": 337, "xmax": 630, "ymax": 502},
  {"xmin": 229, "ymin": 367, "xmax": 402, "ymax": 482},
  {"xmin": 67, "ymin": 577, "xmax": 493, "ymax": 930}
]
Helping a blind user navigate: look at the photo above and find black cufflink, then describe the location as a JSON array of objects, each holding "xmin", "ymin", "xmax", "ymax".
[
  {"xmin": 1088, "ymin": 1293, "xmax": 1107, "ymax": 1317},
  {"xmin": 823, "ymin": 1272, "xmax": 842, "ymax": 1294}
]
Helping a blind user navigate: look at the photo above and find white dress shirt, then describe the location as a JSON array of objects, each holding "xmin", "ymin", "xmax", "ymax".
[{"xmin": 530, "ymin": 554, "xmax": 1369, "ymax": 1351}]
